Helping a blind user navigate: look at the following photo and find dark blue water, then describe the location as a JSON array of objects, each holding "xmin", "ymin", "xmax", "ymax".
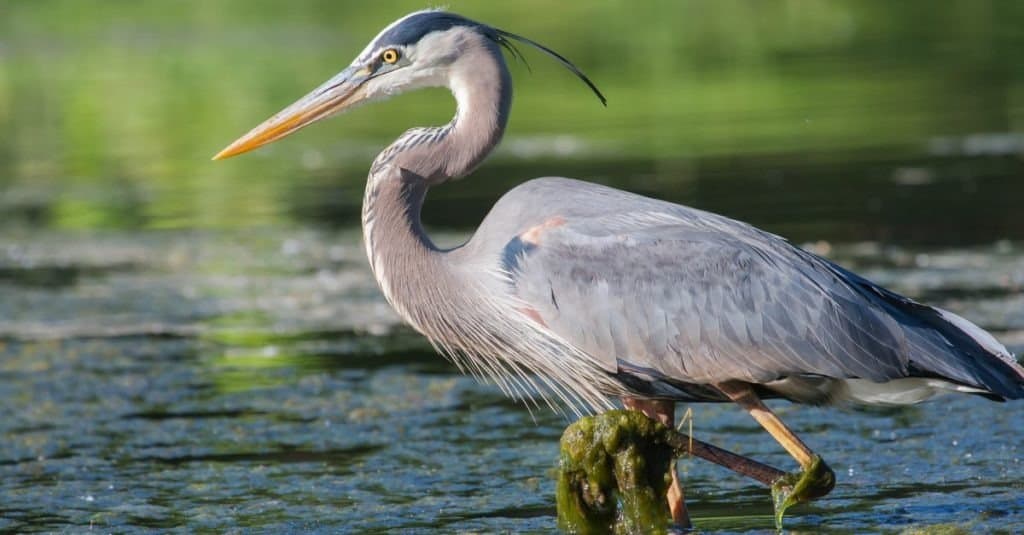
[{"xmin": 1, "ymin": 230, "xmax": 1021, "ymax": 533}]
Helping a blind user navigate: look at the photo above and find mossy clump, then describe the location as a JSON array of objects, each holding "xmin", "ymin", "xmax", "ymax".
[
  {"xmin": 770, "ymin": 454, "xmax": 835, "ymax": 529},
  {"xmin": 555, "ymin": 409, "xmax": 677, "ymax": 534}
]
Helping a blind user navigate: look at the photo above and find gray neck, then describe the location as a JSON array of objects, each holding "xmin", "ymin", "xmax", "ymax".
[{"xmin": 361, "ymin": 34, "xmax": 512, "ymax": 329}]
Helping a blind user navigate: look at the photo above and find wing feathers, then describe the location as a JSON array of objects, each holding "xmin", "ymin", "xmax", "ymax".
[{"xmin": 505, "ymin": 202, "xmax": 1022, "ymax": 401}]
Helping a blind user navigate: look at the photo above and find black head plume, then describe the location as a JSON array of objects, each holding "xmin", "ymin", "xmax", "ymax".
[{"xmin": 491, "ymin": 29, "xmax": 607, "ymax": 107}]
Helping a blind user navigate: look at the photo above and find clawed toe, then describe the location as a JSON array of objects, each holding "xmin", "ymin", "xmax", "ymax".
[{"xmin": 770, "ymin": 455, "xmax": 836, "ymax": 529}]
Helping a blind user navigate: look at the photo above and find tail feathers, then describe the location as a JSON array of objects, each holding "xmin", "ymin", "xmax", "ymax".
[
  {"xmin": 889, "ymin": 300, "xmax": 1024, "ymax": 400},
  {"xmin": 933, "ymin": 308, "xmax": 1018, "ymax": 370},
  {"xmin": 831, "ymin": 262, "xmax": 1024, "ymax": 400},
  {"xmin": 921, "ymin": 306, "xmax": 1024, "ymax": 399}
]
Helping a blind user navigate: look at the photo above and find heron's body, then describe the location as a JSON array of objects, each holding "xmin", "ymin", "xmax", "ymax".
[
  {"xmin": 215, "ymin": 9, "xmax": 1024, "ymax": 526},
  {"xmin": 474, "ymin": 177, "xmax": 1023, "ymax": 405}
]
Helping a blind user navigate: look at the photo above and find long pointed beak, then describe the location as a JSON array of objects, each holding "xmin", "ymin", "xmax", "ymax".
[{"xmin": 213, "ymin": 66, "xmax": 369, "ymax": 160}]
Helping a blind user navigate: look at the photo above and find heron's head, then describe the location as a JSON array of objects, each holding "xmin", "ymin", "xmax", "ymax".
[{"xmin": 213, "ymin": 9, "xmax": 605, "ymax": 160}]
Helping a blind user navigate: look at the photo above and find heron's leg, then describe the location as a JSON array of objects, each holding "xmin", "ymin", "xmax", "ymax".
[
  {"xmin": 621, "ymin": 398, "xmax": 691, "ymax": 528},
  {"xmin": 715, "ymin": 382, "xmax": 814, "ymax": 466},
  {"xmin": 714, "ymin": 381, "xmax": 835, "ymax": 500}
]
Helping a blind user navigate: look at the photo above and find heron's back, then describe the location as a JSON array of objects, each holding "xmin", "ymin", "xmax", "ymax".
[{"xmin": 460, "ymin": 177, "xmax": 1024, "ymax": 406}]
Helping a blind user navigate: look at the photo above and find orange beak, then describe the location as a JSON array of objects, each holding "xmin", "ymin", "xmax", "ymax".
[{"xmin": 213, "ymin": 66, "xmax": 370, "ymax": 160}]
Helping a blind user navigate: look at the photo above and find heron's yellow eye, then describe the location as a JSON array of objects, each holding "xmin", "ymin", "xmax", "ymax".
[{"xmin": 381, "ymin": 49, "xmax": 400, "ymax": 64}]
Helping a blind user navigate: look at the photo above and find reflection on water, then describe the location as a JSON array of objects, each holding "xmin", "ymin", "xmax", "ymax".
[{"xmin": 2, "ymin": 1, "xmax": 1024, "ymax": 532}]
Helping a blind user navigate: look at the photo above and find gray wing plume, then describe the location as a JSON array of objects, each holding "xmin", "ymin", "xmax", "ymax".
[
  {"xmin": 495, "ymin": 178, "xmax": 1024, "ymax": 403},
  {"xmin": 821, "ymin": 263, "xmax": 1023, "ymax": 399}
]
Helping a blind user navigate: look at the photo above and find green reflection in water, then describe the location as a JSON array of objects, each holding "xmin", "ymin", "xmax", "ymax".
[{"xmin": 2, "ymin": 1, "xmax": 1023, "ymax": 233}]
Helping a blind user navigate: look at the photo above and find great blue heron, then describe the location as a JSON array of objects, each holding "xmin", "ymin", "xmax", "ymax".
[{"xmin": 214, "ymin": 9, "xmax": 1024, "ymax": 526}]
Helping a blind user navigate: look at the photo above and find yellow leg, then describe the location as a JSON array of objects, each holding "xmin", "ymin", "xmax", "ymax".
[
  {"xmin": 715, "ymin": 381, "xmax": 816, "ymax": 468},
  {"xmin": 716, "ymin": 380, "xmax": 835, "ymax": 511}
]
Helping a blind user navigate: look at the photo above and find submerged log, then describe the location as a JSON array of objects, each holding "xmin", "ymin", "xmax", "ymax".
[{"xmin": 555, "ymin": 409, "xmax": 802, "ymax": 533}]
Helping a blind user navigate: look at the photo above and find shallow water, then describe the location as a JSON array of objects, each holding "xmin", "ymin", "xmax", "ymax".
[
  {"xmin": 3, "ymin": 1, "xmax": 1024, "ymax": 532},
  {"xmin": 1, "ymin": 230, "xmax": 1022, "ymax": 533}
]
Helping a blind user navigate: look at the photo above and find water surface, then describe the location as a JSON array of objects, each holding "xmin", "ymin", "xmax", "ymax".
[{"xmin": 2, "ymin": 1, "xmax": 1024, "ymax": 533}]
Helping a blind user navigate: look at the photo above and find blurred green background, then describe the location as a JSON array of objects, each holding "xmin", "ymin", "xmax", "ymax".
[{"xmin": 2, "ymin": 0, "xmax": 1023, "ymax": 239}]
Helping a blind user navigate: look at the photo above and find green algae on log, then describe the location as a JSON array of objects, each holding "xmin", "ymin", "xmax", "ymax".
[
  {"xmin": 556, "ymin": 409, "xmax": 835, "ymax": 532},
  {"xmin": 556, "ymin": 410, "xmax": 676, "ymax": 534}
]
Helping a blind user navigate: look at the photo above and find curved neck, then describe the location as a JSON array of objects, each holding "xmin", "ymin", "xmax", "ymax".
[
  {"xmin": 371, "ymin": 38, "xmax": 512, "ymax": 183},
  {"xmin": 436, "ymin": 42, "xmax": 513, "ymax": 181},
  {"xmin": 361, "ymin": 36, "xmax": 511, "ymax": 327}
]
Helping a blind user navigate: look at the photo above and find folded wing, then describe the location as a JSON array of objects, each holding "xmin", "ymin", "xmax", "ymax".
[{"xmin": 502, "ymin": 202, "xmax": 1024, "ymax": 403}]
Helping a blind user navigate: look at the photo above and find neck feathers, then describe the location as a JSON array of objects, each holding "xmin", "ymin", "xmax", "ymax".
[
  {"xmin": 370, "ymin": 31, "xmax": 512, "ymax": 184},
  {"xmin": 357, "ymin": 29, "xmax": 623, "ymax": 413},
  {"xmin": 362, "ymin": 31, "xmax": 510, "ymax": 326},
  {"xmin": 440, "ymin": 36, "xmax": 512, "ymax": 180}
]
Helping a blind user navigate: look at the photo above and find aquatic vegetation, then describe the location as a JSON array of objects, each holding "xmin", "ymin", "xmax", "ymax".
[
  {"xmin": 556, "ymin": 410, "xmax": 839, "ymax": 532},
  {"xmin": 556, "ymin": 410, "xmax": 676, "ymax": 534},
  {"xmin": 770, "ymin": 454, "xmax": 835, "ymax": 529}
]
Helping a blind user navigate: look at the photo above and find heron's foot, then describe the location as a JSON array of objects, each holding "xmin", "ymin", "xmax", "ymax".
[{"xmin": 770, "ymin": 454, "xmax": 836, "ymax": 529}]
